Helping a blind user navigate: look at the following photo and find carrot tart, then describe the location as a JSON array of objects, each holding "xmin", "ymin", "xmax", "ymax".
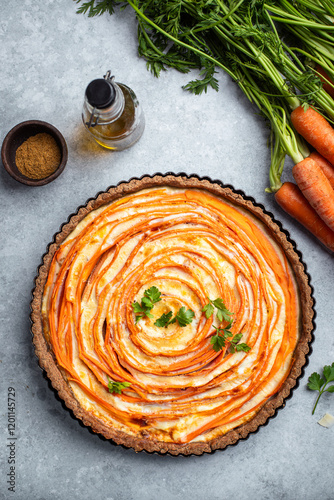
[{"xmin": 31, "ymin": 175, "xmax": 314, "ymax": 455}]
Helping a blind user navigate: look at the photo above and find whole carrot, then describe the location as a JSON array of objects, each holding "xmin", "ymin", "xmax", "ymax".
[
  {"xmin": 275, "ymin": 182, "xmax": 334, "ymax": 252},
  {"xmin": 292, "ymin": 157, "xmax": 334, "ymax": 232},
  {"xmin": 291, "ymin": 106, "xmax": 334, "ymax": 165},
  {"xmin": 309, "ymin": 151, "xmax": 334, "ymax": 189}
]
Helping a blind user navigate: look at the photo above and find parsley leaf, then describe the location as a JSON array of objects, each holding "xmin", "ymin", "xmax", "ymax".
[
  {"xmin": 210, "ymin": 325, "xmax": 250, "ymax": 354},
  {"xmin": 235, "ymin": 343, "xmax": 251, "ymax": 353},
  {"xmin": 175, "ymin": 307, "xmax": 195, "ymax": 327},
  {"xmin": 210, "ymin": 332, "xmax": 226, "ymax": 352},
  {"xmin": 141, "ymin": 296, "xmax": 154, "ymax": 309},
  {"xmin": 132, "ymin": 302, "xmax": 148, "ymax": 314},
  {"xmin": 132, "ymin": 301, "xmax": 154, "ymax": 323},
  {"xmin": 307, "ymin": 372, "xmax": 325, "ymax": 392},
  {"xmin": 154, "ymin": 311, "xmax": 174, "ymax": 328},
  {"xmin": 231, "ymin": 333, "xmax": 243, "ymax": 343},
  {"xmin": 144, "ymin": 286, "xmax": 161, "ymax": 304},
  {"xmin": 155, "ymin": 307, "xmax": 195, "ymax": 328},
  {"xmin": 323, "ymin": 364, "xmax": 334, "ymax": 383},
  {"xmin": 107, "ymin": 377, "xmax": 131, "ymax": 395},
  {"xmin": 211, "ymin": 298, "xmax": 226, "ymax": 310},
  {"xmin": 307, "ymin": 362, "xmax": 334, "ymax": 414},
  {"xmin": 203, "ymin": 297, "xmax": 234, "ymax": 323},
  {"xmin": 202, "ymin": 302, "xmax": 214, "ymax": 319},
  {"xmin": 132, "ymin": 286, "xmax": 161, "ymax": 323}
]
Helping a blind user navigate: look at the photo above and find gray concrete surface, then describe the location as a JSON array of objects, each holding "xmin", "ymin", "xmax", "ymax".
[{"xmin": 0, "ymin": 1, "xmax": 333, "ymax": 499}]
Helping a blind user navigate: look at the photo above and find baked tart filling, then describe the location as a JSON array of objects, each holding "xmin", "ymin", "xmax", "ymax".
[{"xmin": 32, "ymin": 176, "xmax": 314, "ymax": 455}]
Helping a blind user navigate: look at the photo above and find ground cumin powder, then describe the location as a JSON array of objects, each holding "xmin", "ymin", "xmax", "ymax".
[{"xmin": 15, "ymin": 133, "xmax": 61, "ymax": 180}]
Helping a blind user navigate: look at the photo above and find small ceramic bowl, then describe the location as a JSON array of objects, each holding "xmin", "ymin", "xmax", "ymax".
[{"xmin": 1, "ymin": 120, "xmax": 68, "ymax": 186}]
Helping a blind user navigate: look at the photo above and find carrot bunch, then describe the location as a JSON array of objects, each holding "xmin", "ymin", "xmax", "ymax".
[
  {"xmin": 77, "ymin": 0, "xmax": 334, "ymax": 250},
  {"xmin": 273, "ymin": 105, "xmax": 334, "ymax": 253}
]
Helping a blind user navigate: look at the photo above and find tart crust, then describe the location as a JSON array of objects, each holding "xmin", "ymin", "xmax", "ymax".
[{"xmin": 31, "ymin": 174, "xmax": 314, "ymax": 455}]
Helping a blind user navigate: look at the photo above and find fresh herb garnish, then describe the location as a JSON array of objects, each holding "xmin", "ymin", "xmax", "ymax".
[
  {"xmin": 203, "ymin": 297, "xmax": 234, "ymax": 323},
  {"xmin": 202, "ymin": 301, "xmax": 214, "ymax": 319},
  {"xmin": 203, "ymin": 298, "xmax": 246, "ymax": 353},
  {"xmin": 107, "ymin": 377, "xmax": 131, "ymax": 395},
  {"xmin": 132, "ymin": 287, "xmax": 194, "ymax": 327},
  {"xmin": 175, "ymin": 307, "xmax": 195, "ymax": 327},
  {"xmin": 210, "ymin": 325, "xmax": 232, "ymax": 352},
  {"xmin": 154, "ymin": 311, "xmax": 175, "ymax": 328},
  {"xmin": 132, "ymin": 286, "xmax": 161, "ymax": 323},
  {"xmin": 210, "ymin": 324, "xmax": 250, "ymax": 354},
  {"xmin": 132, "ymin": 301, "xmax": 154, "ymax": 323},
  {"xmin": 307, "ymin": 363, "xmax": 334, "ymax": 415},
  {"xmin": 143, "ymin": 286, "xmax": 161, "ymax": 305},
  {"xmin": 154, "ymin": 307, "xmax": 195, "ymax": 328}
]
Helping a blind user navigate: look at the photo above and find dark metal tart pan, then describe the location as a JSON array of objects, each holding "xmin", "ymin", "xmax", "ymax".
[{"xmin": 30, "ymin": 173, "xmax": 315, "ymax": 456}]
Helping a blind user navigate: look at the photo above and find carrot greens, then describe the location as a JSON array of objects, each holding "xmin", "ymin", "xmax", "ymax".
[{"xmin": 76, "ymin": 0, "xmax": 334, "ymax": 191}]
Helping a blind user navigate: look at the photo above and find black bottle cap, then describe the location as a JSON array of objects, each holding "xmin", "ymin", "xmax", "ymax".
[{"xmin": 85, "ymin": 79, "xmax": 116, "ymax": 109}]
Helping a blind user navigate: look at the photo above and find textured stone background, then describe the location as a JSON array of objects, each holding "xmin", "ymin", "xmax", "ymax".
[{"xmin": 0, "ymin": 1, "xmax": 333, "ymax": 499}]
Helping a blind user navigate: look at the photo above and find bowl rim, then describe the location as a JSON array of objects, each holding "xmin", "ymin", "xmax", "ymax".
[{"xmin": 1, "ymin": 119, "xmax": 68, "ymax": 186}]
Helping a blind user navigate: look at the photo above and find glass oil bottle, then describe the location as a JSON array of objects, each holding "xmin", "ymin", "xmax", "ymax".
[{"xmin": 82, "ymin": 71, "xmax": 145, "ymax": 150}]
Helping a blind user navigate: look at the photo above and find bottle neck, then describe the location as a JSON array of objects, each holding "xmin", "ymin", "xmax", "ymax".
[{"xmin": 84, "ymin": 82, "xmax": 125, "ymax": 128}]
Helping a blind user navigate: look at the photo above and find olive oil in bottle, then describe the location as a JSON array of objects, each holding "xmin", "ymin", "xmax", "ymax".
[{"xmin": 82, "ymin": 71, "xmax": 145, "ymax": 150}]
